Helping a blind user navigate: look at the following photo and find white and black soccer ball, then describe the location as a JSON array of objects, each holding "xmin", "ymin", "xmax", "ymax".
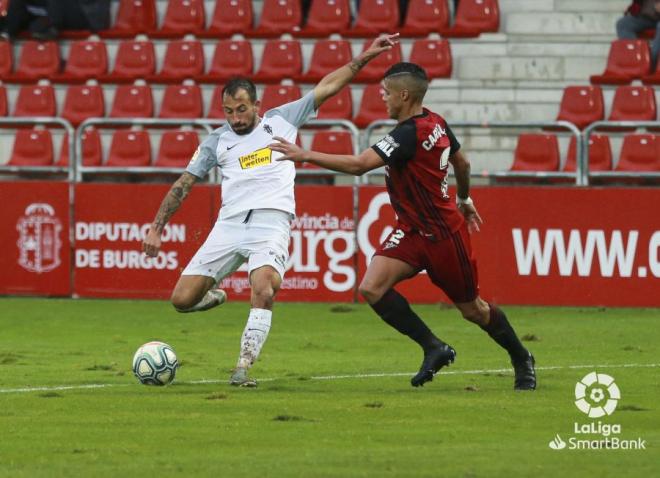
[{"xmin": 132, "ymin": 341, "xmax": 178, "ymax": 386}]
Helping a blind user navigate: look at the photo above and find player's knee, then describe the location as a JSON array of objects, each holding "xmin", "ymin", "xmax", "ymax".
[
  {"xmin": 458, "ymin": 299, "xmax": 489, "ymax": 326},
  {"xmin": 358, "ymin": 280, "xmax": 383, "ymax": 304}
]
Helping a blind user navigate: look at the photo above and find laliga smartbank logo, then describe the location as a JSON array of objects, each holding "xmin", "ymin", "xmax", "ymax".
[{"xmin": 548, "ymin": 372, "xmax": 646, "ymax": 451}]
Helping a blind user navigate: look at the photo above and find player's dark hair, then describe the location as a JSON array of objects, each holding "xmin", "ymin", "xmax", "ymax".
[
  {"xmin": 383, "ymin": 62, "xmax": 429, "ymax": 101},
  {"xmin": 222, "ymin": 77, "xmax": 258, "ymax": 103}
]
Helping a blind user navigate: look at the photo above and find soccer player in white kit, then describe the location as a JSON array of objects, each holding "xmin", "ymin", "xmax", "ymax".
[{"xmin": 142, "ymin": 34, "xmax": 399, "ymax": 387}]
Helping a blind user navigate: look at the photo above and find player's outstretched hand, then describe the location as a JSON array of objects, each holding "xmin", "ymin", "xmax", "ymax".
[
  {"xmin": 458, "ymin": 202, "xmax": 483, "ymax": 234},
  {"xmin": 142, "ymin": 227, "xmax": 162, "ymax": 257},
  {"xmin": 364, "ymin": 33, "xmax": 400, "ymax": 59},
  {"xmin": 269, "ymin": 136, "xmax": 309, "ymax": 163}
]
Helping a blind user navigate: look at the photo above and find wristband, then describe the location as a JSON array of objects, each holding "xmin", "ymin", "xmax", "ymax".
[{"xmin": 456, "ymin": 196, "xmax": 473, "ymax": 206}]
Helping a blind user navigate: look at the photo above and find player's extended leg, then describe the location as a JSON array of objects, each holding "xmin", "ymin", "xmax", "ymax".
[
  {"xmin": 170, "ymin": 275, "xmax": 227, "ymax": 313},
  {"xmin": 454, "ymin": 298, "xmax": 536, "ymax": 391},
  {"xmin": 230, "ymin": 265, "xmax": 282, "ymax": 388},
  {"xmin": 359, "ymin": 255, "xmax": 456, "ymax": 388}
]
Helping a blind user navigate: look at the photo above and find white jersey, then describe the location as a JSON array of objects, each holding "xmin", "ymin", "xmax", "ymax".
[{"xmin": 186, "ymin": 91, "xmax": 317, "ymax": 220}]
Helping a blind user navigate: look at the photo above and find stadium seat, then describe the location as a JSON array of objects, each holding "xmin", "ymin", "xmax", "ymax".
[
  {"xmin": 10, "ymin": 41, "xmax": 60, "ymax": 82},
  {"xmin": 61, "ymin": 85, "xmax": 105, "ymax": 127},
  {"xmin": 317, "ymin": 86, "xmax": 353, "ymax": 121},
  {"xmin": 0, "ymin": 85, "xmax": 6, "ymax": 116},
  {"xmin": 0, "ymin": 40, "xmax": 11, "ymax": 79},
  {"xmin": 106, "ymin": 130, "xmax": 152, "ymax": 166},
  {"xmin": 353, "ymin": 84, "xmax": 388, "ymax": 128},
  {"xmin": 155, "ymin": 130, "xmax": 200, "ymax": 167},
  {"xmin": 251, "ymin": 0, "xmax": 302, "ymax": 37},
  {"xmin": 355, "ymin": 39, "xmax": 402, "ymax": 82},
  {"xmin": 295, "ymin": 0, "xmax": 351, "ymax": 37},
  {"xmin": 159, "ymin": 84, "xmax": 203, "ymax": 119},
  {"xmin": 604, "ymin": 85, "xmax": 657, "ymax": 131},
  {"xmin": 311, "ymin": 130, "xmax": 354, "ymax": 154},
  {"xmin": 555, "ymin": 85, "xmax": 604, "ymax": 131},
  {"xmin": 296, "ymin": 39, "xmax": 352, "ymax": 83},
  {"xmin": 254, "ymin": 40, "xmax": 303, "ymax": 83},
  {"xmin": 151, "ymin": 40, "xmax": 205, "ymax": 82},
  {"xmin": 102, "ymin": 40, "xmax": 156, "ymax": 82},
  {"xmin": 13, "ymin": 85, "xmax": 57, "ymax": 117},
  {"xmin": 510, "ymin": 134, "xmax": 560, "ymax": 172},
  {"xmin": 57, "ymin": 41, "xmax": 108, "ymax": 83},
  {"xmin": 101, "ymin": 0, "xmax": 157, "ymax": 37},
  {"xmin": 642, "ymin": 54, "xmax": 660, "ymax": 84},
  {"xmin": 409, "ymin": 39, "xmax": 452, "ymax": 79},
  {"xmin": 152, "ymin": 0, "xmax": 206, "ymax": 37},
  {"xmin": 616, "ymin": 134, "xmax": 660, "ymax": 172},
  {"xmin": 564, "ymin": 135, "xmax": 612, "ymax": 172},
  {"xmin": 201, "ymin": 0, "xmax": 253, "ymax": 37},
  {"xmin": 442, "ymin": 0, "xmax": 499, "ymax": 38},
  {"xmin": 590, "ymin": 40, "xmax": 651, "ymax": 85},
  {"xmin": 345, "ymin": 0, "xmax": 399, "ymax": 37},
  {"xmin": 197, "ymin": 40, "xmax": 253, "ymax": 83},
  {"xmin": 109, "ymin": 85, "xmax": 154, "ymax": 118},
  {"xmin": 207, "ymin": 84, "xmax": 226, "ymax": 119},
  {"xmin": 260, "ymin": 85, "xmax": 302, "ymax": 115},
  {"xmin": 58, "ymin": 128, "xmax": 103, "ymax": 166},
  {"xmin": 400, "ymin": 0, "xmax": 450, "ymax": 37},
  {"xmin": 9, "ymin": 129, "xmax": 54, "ymax": 166}
]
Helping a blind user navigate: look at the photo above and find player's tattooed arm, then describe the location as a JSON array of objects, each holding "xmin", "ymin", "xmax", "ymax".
[{"xmin": 348, "ymin": 56, "xmax": 370, "ymax": 75}]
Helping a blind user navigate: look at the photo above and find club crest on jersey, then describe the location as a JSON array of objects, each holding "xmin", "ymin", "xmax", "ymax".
[
  {"xmin": 263, "ymin": 124, "xmax": 273, "ymax": 135},
  {"xmin": 239, "ymin": 147, "xmax": 272, "ymax": 169},
  {"xmin": 422, "ymin": 123, "xmax": 447, "ymax": 151},
  {"xmin": 375, "ymin": 135, "xmax": 400, "ymax": 158}
]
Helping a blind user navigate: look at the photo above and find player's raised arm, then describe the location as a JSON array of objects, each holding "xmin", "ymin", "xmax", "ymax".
[
  {"xmin": 142, "ymin": 172, "xmax": 198, "ymax": 257},
  {"xmin": 312, "ymin": 33, "xmax": 399, "ymax": 109}
]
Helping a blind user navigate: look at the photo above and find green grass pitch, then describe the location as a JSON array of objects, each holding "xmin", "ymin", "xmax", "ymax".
[{"xmin": 0, "ymin": 298, "xmax": 658, "ymax": 477}]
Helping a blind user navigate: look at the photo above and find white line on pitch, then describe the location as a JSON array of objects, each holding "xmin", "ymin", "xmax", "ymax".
[{"xmin": 1, "ymin": 362, "xmax": 658, "ymax": 395}]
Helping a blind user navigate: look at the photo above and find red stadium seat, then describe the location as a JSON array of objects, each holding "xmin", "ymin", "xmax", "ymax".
[
  {"xmin": 103, "ymin": 40, "xmax": 156, "ymax": 82},
  {"xmin": 57, "ymin": 41, "xmax": 108, "ymax": 82},
  {"xmin": 555, "ymin": 85, "xmax": 604, "ymax": 130},
  {"xmin": 101, "ymin": 0, "xmax": 157, "ymax": 37},
  {"xmin": 61, "ymin": 85, "xmax": 105, "ymax": 127},
  {"xmin": 155, "ymin": 130, "xmax": 200, "ymax": 167},
  {"xmin": 207, "ymin": 84, "xmax": 226, "ymax": 119},
  {"xmin": 159, "ymin": 84, "xmax": 203, "ymax": 119},
  {"xmin": 9, "ymin": 129, "xmax": 54, "ymax": 166},
  {"xmin": 442, "ymin": 0, "xmax": 499, "ymax": 38},
  {"xmin": 106, "ymin": 130, "xmax": 152, "ymax": 166},
  {"xmin": 296, "ymin": 0, "xmax": 351, "ymax": 37},
  {"xmin": 296, "ymin": 39, "xmax": 352, "ymax": 83},
  {"xmin": 152, "ymin": 0, "xmax": 206, "ymax": 37},
  {"xmin": 410, "ymin": 39, "xmax": 452, "ymax": 79},
  {"xmin": 202, "ymin": 0, "xmax": 253, "ymax": 37},
  {"xmin": 197, "ymin": 40, "xmax": 253, "ymax": 83},
  {"xmin": 311, "ymin": 130, "xmax": 354, "ymax": 154},
  {"xmin": 58, "ymin": 128, "xmax": 103, "ymax": 166},
  {"xmin": 590, "ymin": 40, "xmax": 651, "ymax": 85},
  {"xmin": 400, "ymin": 0, "xmax": 450, "ymax": 37},
  {"xmin": 345, "ymin": 0, "xmax": 399, "ymax": 37},
  {"xmin": 564, "ymin": 135, "xmax": 612, "ymax": 172},
  {"xmin": 0, "ymin": 85, "xmax": 7, "ymax": 116},
  {"xmin": 355, "ymin": 40, "xmax": 402, "ymax": 82},
  {"xmin": 317, "ymin": 86, "xmax": 353, "ymax": 121},
  {"xmin": 0, "ymin": 40, "xmax": 12, "ymax": 79},
  {"xmin": 11, "ymin": 41, "xmax": 60, "ymax": 82},
  {"xmin": 642, "ymin": 54, "xmax": 660, "ymax": 84},
  {"xmin": 254, "ymin": 40, "xmax": 303, "ymax": 83},
  {"xmin": 110, "ymin": 85, "xmax": 154, "ymax": 118},
  {"xmin": 616, "ymin": 134, "xmax": 660, "ymax": 172},
  {"xmin": 353, "ymin": 84, "xmax": 388, "ymax": 128},
  {"xmin": 251, "ymin": 0, "xmax": 302, "ymax": 37},
  {"xmin": 604, "ymin": 85, "xmax": 657, "ymax": 131},
  {"xmin": 260, "ymin": 85, "xmax": 302, "ymax": 115},
  {"xmin": 152, "ymin": 40, "xmax": 205, "ymax": 82},
  {"xmin": 510, "ymin": 134, "xmax": 560, "ymax": 172},
  {"xmin": 14, "ymin": 85, "xmax": 56, "ymax": 117}
]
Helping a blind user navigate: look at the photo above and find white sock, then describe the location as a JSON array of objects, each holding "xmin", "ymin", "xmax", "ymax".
[{"xmin": 236, "ymin": 308, "xmax": 272, "ymax": 369}]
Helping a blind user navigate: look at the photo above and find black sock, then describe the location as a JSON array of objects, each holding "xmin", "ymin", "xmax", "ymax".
[
  {"xmin": 370, "ymin": 289, "xmax": 443, "ymax": 352},
  {"xmin": 480, "ymin": 303, "xmax": 529, "ymax": 361}
]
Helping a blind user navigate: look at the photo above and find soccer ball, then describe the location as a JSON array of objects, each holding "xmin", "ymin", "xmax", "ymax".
[{"xmin": 132, "ymin": 341, "xmax": 179, "ymax": 386}]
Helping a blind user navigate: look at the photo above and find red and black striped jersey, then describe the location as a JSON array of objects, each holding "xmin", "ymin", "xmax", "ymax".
[{"xmin": 371, "ymin": 108, "xmax": 465, "ymax": 240}]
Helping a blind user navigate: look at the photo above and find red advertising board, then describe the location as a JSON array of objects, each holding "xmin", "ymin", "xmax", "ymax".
[{"xmin": 0, "ymin": 181, "xmax": 71, "ymax": 296}]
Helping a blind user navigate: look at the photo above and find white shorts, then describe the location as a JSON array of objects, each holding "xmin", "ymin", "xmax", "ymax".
[{"xmin": 182, "ymin": 209, "xmax": 292, "ymax": 283}]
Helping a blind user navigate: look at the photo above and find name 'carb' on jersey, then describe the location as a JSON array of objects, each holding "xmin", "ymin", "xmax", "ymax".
[{"xmin": 422, "ymin": 123, "xmax": 447, "ymax": 151}]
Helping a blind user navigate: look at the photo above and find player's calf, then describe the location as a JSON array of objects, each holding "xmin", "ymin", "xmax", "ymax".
[{"xmin": 173, "ymin": 289, "xmax": 227, "ymax": 313}]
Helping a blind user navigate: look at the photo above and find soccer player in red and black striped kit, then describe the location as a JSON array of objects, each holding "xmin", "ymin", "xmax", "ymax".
[{"xmin": 270, "ymin": 62, "xmax": 536, "ymax": 390}]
